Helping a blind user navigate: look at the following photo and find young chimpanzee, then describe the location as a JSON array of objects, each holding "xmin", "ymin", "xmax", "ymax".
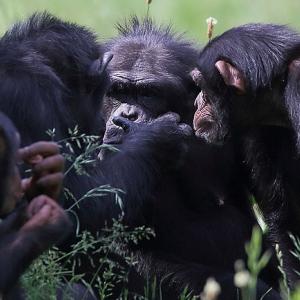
[
  {"xmin": 0, "ymin": 112, "xmax": 71, "ymax": 298},
  {"xmin": 193, "ymin": 23, "xmax": 300, "ymax": 286}
]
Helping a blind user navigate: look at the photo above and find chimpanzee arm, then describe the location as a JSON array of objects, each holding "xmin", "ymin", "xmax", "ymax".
[
  {"xmin": 0, "ymin": 196, "xmax": 71, "ymax": 293},
  {"xmin": 65, "ymin": 113, "xmax": 192, "ymax": 233},
  {"xmin": 240, "ymin": 125, "xmax": 300, "ymax": 285},
  {"xmin": 0, "ymin": 228, "xmax": 47, "ymax": 292}
]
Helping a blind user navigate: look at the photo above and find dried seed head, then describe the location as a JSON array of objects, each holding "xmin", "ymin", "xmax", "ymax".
[
  {"xmin": 206, "ymin": 17, "xmax": 218, "ymax": 40},
  {"xmin": 145, "ymin": 0, "xmax": 152, "ymax": 17}
]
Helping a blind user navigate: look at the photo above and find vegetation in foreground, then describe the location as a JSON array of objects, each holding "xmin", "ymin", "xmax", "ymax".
[{"xmin": 18, "ymin": 130, "xmax": 300, "ymax": 299}]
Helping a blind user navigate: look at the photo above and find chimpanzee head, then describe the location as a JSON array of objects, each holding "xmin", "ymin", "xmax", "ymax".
[
  {"xmin": 101, "ymin": 17, "xmax": 199, "ymax": 144},
  {"xmin": 0, "ymin": 112, "xmax": 22, "ymax": 216},
  {"xmin": 193, "ymin": 23, "xmax": 300, "ymax": 145},
  {"xmin": 0, "ymin": 12, "xmax": 112, "ymax": 146}
]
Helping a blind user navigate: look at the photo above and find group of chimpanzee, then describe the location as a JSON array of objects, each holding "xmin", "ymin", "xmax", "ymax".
[{"xmin": 0, "ymin": 11, "xmax": 300, "ymax": 300}]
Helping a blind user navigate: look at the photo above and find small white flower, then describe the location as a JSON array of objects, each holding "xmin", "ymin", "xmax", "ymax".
[
  {"xmin": 234, "ymin": 259, "xmax": 245, "ymax": 272},
  {"xmin": 201, "ymin": 277, "xmax": 221, "ymax": 300},
  {"xmin": 206, "ymin": 17, "xmax": 218, "ymax": 40},
  {"xmin": 234, "ymin": 270, "xmax": 251, "ymax": 288}
]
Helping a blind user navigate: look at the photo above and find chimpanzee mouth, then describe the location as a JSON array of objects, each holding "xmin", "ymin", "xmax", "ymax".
[
  {"xmin": 194, "ymin": 120, "xmax": 214, "ymax": 137},
  {"xmin": 194, "ymin": 120, "xmax": 228, "ymax": 145},
  {"xmin": 102, "ymin": 126, "xmax": 124, "ymax": 145},
  {"xmin": 102, "ymin": 137, "xmax": 122, "ymax": 145},
  {"xmin": 99, "ymin": 130, "xmax": 123, "ymax": 161}
]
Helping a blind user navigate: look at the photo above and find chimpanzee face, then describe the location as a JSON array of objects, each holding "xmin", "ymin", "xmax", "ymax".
[
  {"xmin": 191, "ymin": 68, "xmax": 231, "ymax": 145},
  {"xmin": 192, "ymin": 59, "xmax": 291, "ymax": 145},
  {"xmin": 101, "ymin": 43, "xmax": 198, "ymax": 145}
]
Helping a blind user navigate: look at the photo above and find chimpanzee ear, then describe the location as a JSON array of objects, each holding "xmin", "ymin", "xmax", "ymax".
[
  {"xmin": 215, "ymin": 60, "xmax": 246, "ymax": 94},
  {"xmin": 89, "ymin": 52, "xmax": 113, "ymax": 77},
  {"xmin": 288, "ymin": 58, "xmax": 300, "ymax": 75}
]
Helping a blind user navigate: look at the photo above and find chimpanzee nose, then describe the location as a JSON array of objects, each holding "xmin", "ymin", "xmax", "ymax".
[
  {"xmin": 120, "ymin": 111, "xmax": 138, "ymax": 121},
  {"xmin": 112, "ymin": 104, "xmax": 141, "ymax": 123},
  {"xmin": 112, "ymin": 116, "xmax": 130, "ymax": 131}
]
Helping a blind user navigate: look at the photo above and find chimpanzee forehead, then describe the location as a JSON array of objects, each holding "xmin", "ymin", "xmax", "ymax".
[{"xmin": 109, "ymin": 40, "xmax": 179, "ymax": 74}]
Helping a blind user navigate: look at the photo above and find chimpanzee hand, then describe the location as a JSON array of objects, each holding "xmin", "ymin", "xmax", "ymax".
[
  {"xmin": 21, "ymin": 195, "xmax": 71, "ymax": 248},
  {"xmin": 19, "ymin": 142, "xmax": 64, "ymax": 202},
  {"xmin": 111, "ymin": 112, "xmax": 193, "ymax": 169},
  {"xmin": 113, "ymin": 112, "xmax": 192, "ymax": 138}
]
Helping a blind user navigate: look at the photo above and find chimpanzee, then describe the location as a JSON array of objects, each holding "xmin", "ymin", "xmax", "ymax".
[
  {"xmin": 0, "ymin": 111, "xmax": 71, "ymax": 298},
  {"xmin": 0, "ymin": 12, "xmax": 114, "ymax": 219},
  {"xmin": 193, "ymin": 23, "xmax": 300, "ymax": 286},
  {"xmin": 97, "ymin": 18, "xmax": 281, "ymax": 299}
]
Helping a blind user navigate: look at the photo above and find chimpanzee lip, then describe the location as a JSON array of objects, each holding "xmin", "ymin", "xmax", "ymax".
[
  {"xmin": 194, "ymin": 120, "xmax": 213, "ymax": 135},
  {"xmin": 194, "ymin": 128, "xmax": 203, "ymax": 137},
  {"xmin": 102, "ymin": 137, "xmax": 122, "ymax": 145},
  {"xmin": 102, "ymin": 126, "xmax": 124, "ymax": 145}
]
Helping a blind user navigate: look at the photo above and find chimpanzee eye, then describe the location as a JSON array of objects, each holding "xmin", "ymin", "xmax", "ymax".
[
  {"xmin": 138, "ymin": 86, "xmax": 159, "ymax": 98},
  {"xmin": 140, "ymin": 97, "xmax": 167, "ymax": 115}
]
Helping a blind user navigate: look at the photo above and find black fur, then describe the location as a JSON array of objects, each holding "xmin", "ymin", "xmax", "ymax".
[
  {"xmin": 0, "ymin": 12, "xmax": 111, "ymax": 214},
  {"xmin": 0, "ymin": 12, "xmax": 109, "ymax": 145}
]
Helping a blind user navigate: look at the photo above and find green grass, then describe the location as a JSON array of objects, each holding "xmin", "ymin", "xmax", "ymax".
[{"xmin": 0, "ymin": 0, "xmax": 300, "ymax": 43}]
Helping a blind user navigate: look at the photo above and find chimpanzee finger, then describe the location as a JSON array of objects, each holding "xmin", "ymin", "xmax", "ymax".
[
  {"xmin": 32, "ymin": 155, "xmax": 65, "ymax": 177},
  {"xmin": 19, "ymin": 142, "xmax": 60, "ymax": 164},
  {"xmin": 22, "ymin": 204, "xmax": 52, "ymax": 231},
  {"xmin": 33, "ymin": 204, "xmax": 52, "ymax": 220},
  {"xmin": 21, "ymin": 178, "xmax": 32, "ymax": 192},
  {"xmin": 26, "ymin": 195, "xmax": 48, "ymax": 218},
  {"xmin": 36, "ymin": 173, "xmax": 64, "ymax": 188},
  {"xmin": 112, "ymin": 116, "xmax": 132, "ymax": 132},
  {"xmin": 35, "ymin": 173, "xmax": 63, "ymax": 200}
]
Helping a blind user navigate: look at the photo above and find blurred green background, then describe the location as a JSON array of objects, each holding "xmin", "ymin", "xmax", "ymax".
[{"xmin": 0, "ymin": 0, "xmax": 300, "ymax": 44}]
